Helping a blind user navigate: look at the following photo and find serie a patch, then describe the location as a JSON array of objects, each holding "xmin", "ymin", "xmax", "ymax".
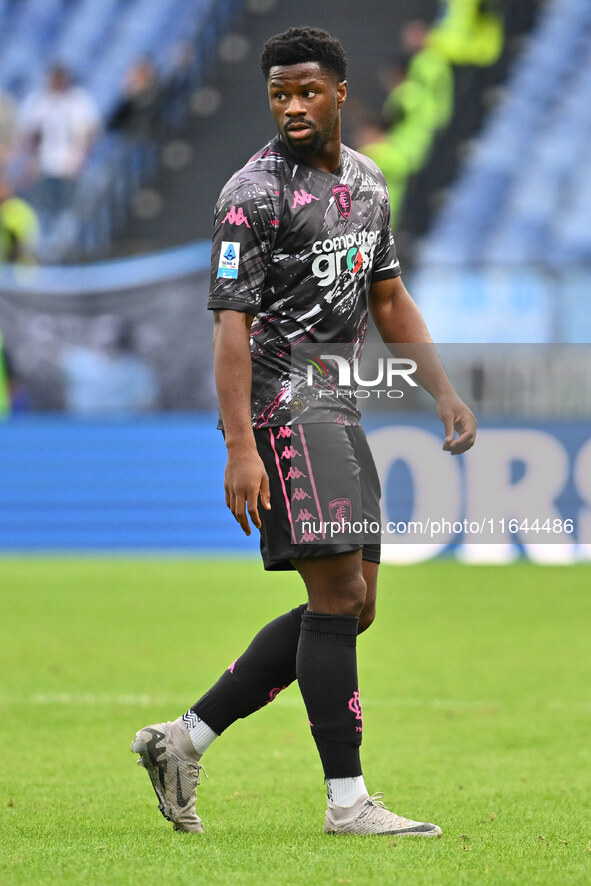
[{"xmin": 217, "ymin": 241, "xmax": 241, "ymax": 279}]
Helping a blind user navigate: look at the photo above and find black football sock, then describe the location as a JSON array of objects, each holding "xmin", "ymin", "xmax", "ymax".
[
  {"xmin": 296, "ymin": 610, "xmax": 363, "ymax": 778},
  {"xmin": 190, "ymin": 603, "xmax": 307, "ymax": 734}
]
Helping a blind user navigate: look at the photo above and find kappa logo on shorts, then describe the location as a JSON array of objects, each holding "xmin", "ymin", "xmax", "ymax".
[
  {"xmin": 329, "ymin": 497, "xmax": 352, "ymax": 524},
  {"xmin": 280, "ymin": 445, "xmax": 302, "ymax": 459},
  {"xmin": 284, "ymin": 466, "xmax": 307, "ymax": 480},
  {"xmin": 295, "ymin": 508, "xmax": 317, "ymax": 522},
  {"xmin": 292, "ymin": 487, "xmax": 311, "ymax": 501},
  {"xmin": 277, "ymin": 426, "xmax": 297, "ymax": 438}
]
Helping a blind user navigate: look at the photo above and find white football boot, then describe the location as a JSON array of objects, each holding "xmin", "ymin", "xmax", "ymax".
[
  {"xmin": 324, "ymin": 792, "xmax": 442, "ymax": 837},
  {"xmin": 131, "ymin": 717, "xmax": 207, "ymax": 833}
]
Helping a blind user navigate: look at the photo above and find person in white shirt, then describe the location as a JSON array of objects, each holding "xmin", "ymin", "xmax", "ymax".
[
  {"xmin": 0, "ymin": 90, "xmax": 17, "ymax": 174},
  {"xmin": 19, "ymin": 64, "xmax": 100, "ymax": 216}
]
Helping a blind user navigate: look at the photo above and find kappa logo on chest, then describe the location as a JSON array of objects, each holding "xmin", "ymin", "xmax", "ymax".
[{"xmin": 291, "ymin": 189, "xmax": 320, "ymax": 210}]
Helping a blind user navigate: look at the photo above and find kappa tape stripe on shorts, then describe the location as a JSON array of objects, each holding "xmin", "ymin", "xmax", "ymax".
[{"xmin": 254, "ymin": 423, "xmax": 381, "ymax": 571}]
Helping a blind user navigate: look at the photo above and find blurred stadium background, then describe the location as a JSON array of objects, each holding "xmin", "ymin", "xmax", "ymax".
[{"xmin": 0, "ymin": 0, "xmax": 590, "ymax": 561}]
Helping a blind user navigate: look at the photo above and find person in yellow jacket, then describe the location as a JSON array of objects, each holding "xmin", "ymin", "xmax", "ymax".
[
  {"xmin": 430, "ymin": 0, "xmax": 504, "ymax": 67},
  {"xmin": 0, "ymin": 178, "xmax": 39, "ymax": 264},
  {"xmin": 356, "ymin": 111, "xmax": 431, "ymax": 227},
  {"xmin": 370, "ymin": 20, "xmax": 455, "ymax": 227},
  {"xmin": 386, "ymin": 20, "xmax": 454, "ymax": 131},
  {"xmin": 0, "ymin": 329, "xmax": 13, "ymax": 417},
  {"xmin": 360, "ymin": 44, "xmax": 444, "ymax": 228}
]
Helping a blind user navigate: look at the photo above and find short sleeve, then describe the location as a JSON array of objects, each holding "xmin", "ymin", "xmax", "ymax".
[
  {"xmin": 371, "ymin": 188, "xmax": 401, "ymax": 282},
  {"xmin": 77, "ymin": 90, "xmax": 100, "ymax": 131},
  {"xmin": 207, "ymin": 175, "xmax": 279, "ymax": 315},
  {"xmin": 18, "ymin": 92, "xmax": 41, "ymax": 134}
]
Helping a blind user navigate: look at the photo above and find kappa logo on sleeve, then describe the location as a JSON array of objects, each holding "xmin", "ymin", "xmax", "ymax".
[
  {"xmin": 217, "ymin": 241, "xmax": 241, "ymax": 279},
  {"xmin": 222, "ymin": 205, "xmax": 251, "ymax": 228}
]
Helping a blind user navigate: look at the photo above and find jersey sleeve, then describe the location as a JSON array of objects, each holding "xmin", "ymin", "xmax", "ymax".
[
  {"xmin": 207, "ymin": 175, "xmax": 279, "ymax": 314},
  {"xmin": 371, "ymin": 188, "xmax": 401, "ymax": 282}
]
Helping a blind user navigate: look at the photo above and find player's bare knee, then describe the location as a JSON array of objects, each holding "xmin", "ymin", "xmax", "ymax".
[
  {"xmin": 358, "ymin": 604, "xmax": 376, "ymax": 633},
  {"xmin": 336, "ymin": 573, "xmax": 367, "ymax": 617},
  {"xmin": 305, "ymin": 572, "xmax": 366, "ymax": 617}
]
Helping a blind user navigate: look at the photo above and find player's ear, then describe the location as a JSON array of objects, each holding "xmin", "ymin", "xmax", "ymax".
[{"xmin": 337, "ymin": 80, "xmax": 347, "ymax": 108}]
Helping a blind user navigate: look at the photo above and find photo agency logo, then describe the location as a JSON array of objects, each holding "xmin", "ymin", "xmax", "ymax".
[{"xmin": 305, "ymin": 353, "xmax": 418, "ymax": 401}]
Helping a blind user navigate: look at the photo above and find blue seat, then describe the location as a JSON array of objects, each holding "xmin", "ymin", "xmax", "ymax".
[
  {"xmin": 0, "ymin": 0, "xmax": 245, "ymax": 260},
  {"xmin": 54, "ymin": 0, "xmax": 122, "ymax": 78},
  {"xmin": 419, "ymin": 0, "xmax": 591, "ymax": 277}
]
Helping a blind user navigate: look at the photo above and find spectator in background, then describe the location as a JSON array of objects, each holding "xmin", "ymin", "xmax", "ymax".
[
  {"xmin": 357, "ymin": 17, "xmax": 458, "ymax": 234},
  {"xmin": 430, "ymin": 0, "xmax": 504, "ymax": 67},
  {"xmin": 380, "ymin": 54, "xmax": 439, "ymax": 170},
  {"xmin": 429, "ymin": 0, "xmax": 505, "ymax": 141},
  {"xmin": 0, "ymin": 328, "xmax": 14, "ymax": 418},
  {"xmin": 356, "ymin": 48, "xmax": 439, "ymax": 228},
  {"xmin": 19, "ymin": 64, "xmax": 100, "ymax": 217},
  {"xmin": 109, "ymin": 58, "xmax": 162, "ymax": 141},
  {"xmin": 0, "ymin": 90, "xmax": 17, "ymax": 174},
  {"xmin": 354, "ymin": 113, "xmax": 412, "ymax": 225},
  {"xmin": 109, "ymin": 58, "xmax": 162, "ymax": 182},
  {"xmin": 0, "ymin": 328, "xmax": 28, "ymax": 414},
  {"xmin": 0, "ymin": 178, "xmax": 39, "ymax": 263},
  {"xmin": 379, "ymin": 20, "xmax": 455, "ymax": 237},
  {"xmin": 60, "ymin": 315, "xmax": 158, "ymax": 415},
  {"xmin": 384, "ymin": 21, "xmax": 454, "ymax": 132}
]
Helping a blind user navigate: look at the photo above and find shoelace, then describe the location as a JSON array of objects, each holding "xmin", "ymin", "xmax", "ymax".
[
  {"xmin": 190, "ymin": 761, "xmax": 208, "ymax": 786},
  {"xmin": 357, "ymin": 792, "xmax": 409, "ymax": 827}
]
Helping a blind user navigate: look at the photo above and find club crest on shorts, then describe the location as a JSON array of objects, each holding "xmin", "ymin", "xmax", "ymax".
[
  {"xmin": 329, "ymin": 497, "xmax": 352, "ymax": 524},
  {"xmin": 332, "ymin": 185, "xmax": 352, "ymax": 219}
]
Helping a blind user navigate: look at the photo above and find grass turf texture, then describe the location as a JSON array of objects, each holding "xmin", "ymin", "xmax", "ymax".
[{"xmin": 0, "ymin": 558, "xmax": 590, "ymax": 886}]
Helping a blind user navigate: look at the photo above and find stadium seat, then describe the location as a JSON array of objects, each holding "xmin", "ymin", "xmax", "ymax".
[
  {"xmin": 0, "ymin": 0, "xmax": 246, "ymax": 260},
  {"xmin": 419, "ymin": 0, "xmax": 591, "ymax": 270}
]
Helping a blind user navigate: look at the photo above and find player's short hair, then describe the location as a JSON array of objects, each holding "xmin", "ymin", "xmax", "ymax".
[{"xmin": 261, "ymin": 27, "xmax": 347, "ymax": 82}]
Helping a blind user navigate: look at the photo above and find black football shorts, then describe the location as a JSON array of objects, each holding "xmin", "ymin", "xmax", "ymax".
[{"xmin": 254, "ymin": 423, "xmax": 381, "ymax": 571}]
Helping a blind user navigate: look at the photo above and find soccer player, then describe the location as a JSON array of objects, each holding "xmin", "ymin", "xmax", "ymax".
[{"xmin": 132, "ymin": 26, "xmax": 476, "ymax": 837}]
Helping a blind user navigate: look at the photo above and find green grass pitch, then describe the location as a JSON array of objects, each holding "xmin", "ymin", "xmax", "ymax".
[{"xmin": 1, "ymin": 557, "xmax": 590, "ymax": 885}]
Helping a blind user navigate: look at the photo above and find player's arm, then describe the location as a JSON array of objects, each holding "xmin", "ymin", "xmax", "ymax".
[
  {"xmin": 213, "ymin": 309, "xmax": 270, "ymax": 534},
  {"xmin": 368, "ymin": 275, "xmax": 477, "ymax": 454}
]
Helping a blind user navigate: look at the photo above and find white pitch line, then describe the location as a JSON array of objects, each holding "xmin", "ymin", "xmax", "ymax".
[
  {"xmin": 0, "ymin": 694, "xmax": 588, "ymax": 712},
  {"xmin": 0, "ymin": 693, "xmax": 181, "ymax": 706}
]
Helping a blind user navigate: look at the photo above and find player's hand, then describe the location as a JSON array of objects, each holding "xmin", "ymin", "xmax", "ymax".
[
  {"xmin": 436, "ymin": 392, "xmax": 477, "ymax": 455},
  {"xmin": 224, "ymin": 449, "xmax": 271, "ymax": 535}
]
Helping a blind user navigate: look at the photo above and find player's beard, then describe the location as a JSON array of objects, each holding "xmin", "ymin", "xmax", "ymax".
[
  {"xmin": 281, "ymin": 117, "xmax": 335, "ymax": 162},
  {"xmin": 281, "ymin": 129, "xmax": 324, "ymax": 161}
]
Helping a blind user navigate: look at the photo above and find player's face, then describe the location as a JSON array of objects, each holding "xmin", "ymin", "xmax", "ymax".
[{"xmin": 267, "ymin": 62, "xmax": 347, "ymax": 161}]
